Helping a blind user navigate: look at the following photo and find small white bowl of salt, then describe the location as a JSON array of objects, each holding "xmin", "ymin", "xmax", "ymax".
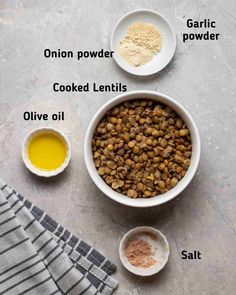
[{"xmin": 119, "ymin": 226, "xmax": 170, "ymax": 276}]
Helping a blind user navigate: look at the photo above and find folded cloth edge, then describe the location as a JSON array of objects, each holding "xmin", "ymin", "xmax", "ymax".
[{"xmin": 0, "ymin": 178, "xmax": 118, "ymax": 295}]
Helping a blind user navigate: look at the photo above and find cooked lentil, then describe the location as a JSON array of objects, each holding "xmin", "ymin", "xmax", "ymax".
[{"xmin": 92, "ymin": 99, "xmax": 192, "ymax": 198}]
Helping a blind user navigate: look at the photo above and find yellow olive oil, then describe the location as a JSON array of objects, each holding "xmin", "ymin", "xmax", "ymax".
[{"xmin": 28, "ymin": 133, "xmax": 67, "ymax": 171}]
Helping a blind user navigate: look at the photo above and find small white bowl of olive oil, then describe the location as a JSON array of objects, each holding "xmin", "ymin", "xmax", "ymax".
[{"xmin": 22, "ymin": 127, "xmax": 71, "ymax": 177}]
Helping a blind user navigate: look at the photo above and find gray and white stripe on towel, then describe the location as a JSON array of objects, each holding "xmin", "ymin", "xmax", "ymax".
[{"xmin": 0, "ymin": 178, "xmax": 118, "ymax": 295}]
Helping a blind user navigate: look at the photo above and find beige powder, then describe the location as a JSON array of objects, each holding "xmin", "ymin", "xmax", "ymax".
[{"xmin": 118, "ymin": 22, "xmax": 162, "ymax": 67}]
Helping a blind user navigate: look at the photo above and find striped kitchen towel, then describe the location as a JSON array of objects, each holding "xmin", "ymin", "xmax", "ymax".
[{"xmin": 0, "ymin": 179, "xmax": 118, "ymax": 295}]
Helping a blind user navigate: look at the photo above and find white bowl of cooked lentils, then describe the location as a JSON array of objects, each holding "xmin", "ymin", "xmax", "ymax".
[{"xmin": 84, "ymin": 91, "xmax": 200, "ymax": 207}]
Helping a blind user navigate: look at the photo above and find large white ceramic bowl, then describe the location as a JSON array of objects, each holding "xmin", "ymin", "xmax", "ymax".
[{"xmin": 84, "ymin": 91, "xmax": 200, "ymax": 207}]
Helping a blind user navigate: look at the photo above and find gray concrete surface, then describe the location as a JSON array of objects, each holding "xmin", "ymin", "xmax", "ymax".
[{"xmin": 1, "ymin": 0, "xmax": 236, "ymax": 294}]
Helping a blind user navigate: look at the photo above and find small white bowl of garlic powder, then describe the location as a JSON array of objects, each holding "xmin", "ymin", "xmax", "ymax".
[{"xmin": 111, "ymin": 9, "xmax": 176, "ymax": 76}]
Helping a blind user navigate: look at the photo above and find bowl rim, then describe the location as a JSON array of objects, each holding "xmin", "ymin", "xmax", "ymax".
[
  {"xmin": 84, "ymin": 90, "xmax": 201, "ymax": 207},
  {"xmin": 22, "ymin": 127, "xmax": 71, "ymax": 177},
  {"xmin": 110, "ymin": 9, "xmax": 177, "ymax": 76},
  {"xmin": 119, "ymin": 226, "xmax": 170, "ymax": 276}
]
